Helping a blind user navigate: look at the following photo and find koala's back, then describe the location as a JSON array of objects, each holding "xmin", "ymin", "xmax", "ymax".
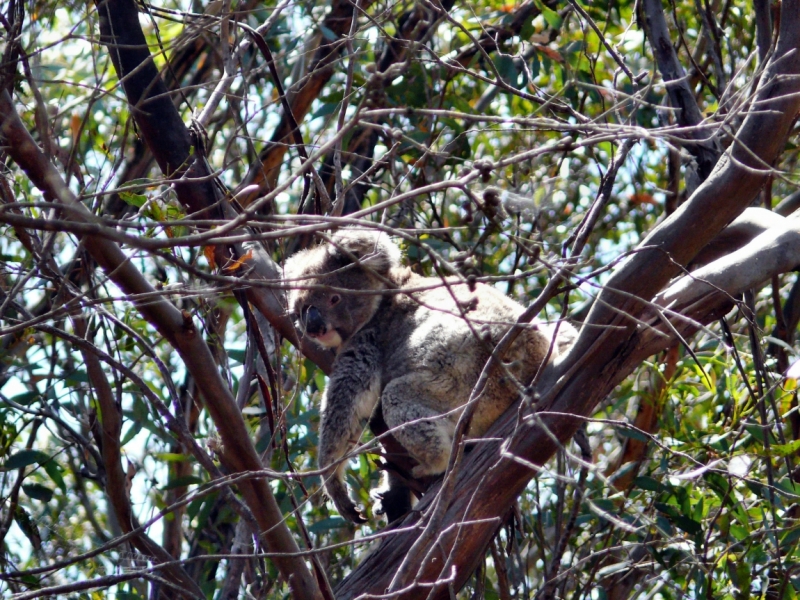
[{"xmin": 373, "ymin": 273, "xmax": 552, "ymax": 435}]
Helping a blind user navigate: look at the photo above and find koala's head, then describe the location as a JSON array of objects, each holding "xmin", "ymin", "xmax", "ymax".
[{"xmin": 284, "ymin": 228, "xmax": 401, "ymax": 349}]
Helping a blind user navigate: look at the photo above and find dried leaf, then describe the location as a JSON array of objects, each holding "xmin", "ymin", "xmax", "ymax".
[
  {"xmin": 227, "ymin": 249, "xmax": 254, "ymax": 272},
  {"xmin": 204, "ymin": 245, "xmax": 216, "ymax": 269}
]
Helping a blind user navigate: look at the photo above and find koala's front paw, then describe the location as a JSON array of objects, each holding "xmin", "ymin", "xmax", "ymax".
[
  {"xmin": 335, "ymin": 497, "xmax": 368, "ymax": 524},
  {"xmin": 326, "ymin": 478, "xmax": 367, "ymax": 524}
]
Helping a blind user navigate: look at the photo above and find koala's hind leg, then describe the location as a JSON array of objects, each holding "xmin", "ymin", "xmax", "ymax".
[{"xmin": 382, "ymin": 375, "xmax": 456, "ymax": 478}]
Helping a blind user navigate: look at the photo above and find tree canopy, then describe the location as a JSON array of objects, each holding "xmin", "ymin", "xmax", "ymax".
[{"xmin": 2, "ymin": 0, "xmax": 800, "ymax": 599}]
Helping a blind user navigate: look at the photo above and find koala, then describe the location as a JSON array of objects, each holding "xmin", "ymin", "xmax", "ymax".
[{"xmin": 284, "ymin": 228, "xmax": 575, "ymax": 523}]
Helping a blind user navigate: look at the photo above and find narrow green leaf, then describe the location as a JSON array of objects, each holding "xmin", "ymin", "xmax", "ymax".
[
  {"xmin": 14, "ymin": 507, "xmax": 41, "ymax": 550},
  {"xmin": 672, "ymin": 515, "xmax": 703, "ymax": 535},
  {"xmin": 162, "ymin": 476, "xmax": 202, "ymax": 490},
  {"xmin": 633, "ymin": 476, "xmax": 663, "ymax": 492},
  {"xmin": 119, "ymin": 191, "xmax": 147, "ymax": 208},
  {"xmin": 23, "ymin": 483, "xmax": 54, "ymax": 502},
  {"xmin": 319, "ymin": 25, "xmax": 338, "ymax": 41},
  {"xmin": 121, "ymin": 420, "xmax": 143, "ymax": 446},
  {"xmin": 9, "ymin": 391, "xmax": 39, "ymax": 406},
  {"xmin": 43, "ymin": 460, "xmax": 66, "ymax": 494},
  {"xmin": 616, "ymin": 426, "xmax": 650, "ymax": 442},
  {"xmin": 153, "ymin": 452, "xmax": 189, "ymax": 462},
  {"xmin": 771, "ymin": 439, "xmax": 800, "ymax": 456},
  {"xmin": 533, "ymin": 0, "xmax": 562, "ymax": 29},
  {"xmin": 308, "ymin": 517, "xmax": 347, "ymax": 532},
  {"xmin": 4, "ymin": 449, "xmax": 49, "ymax": 471}
]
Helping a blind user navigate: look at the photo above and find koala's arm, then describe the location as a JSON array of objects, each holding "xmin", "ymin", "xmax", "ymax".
[{"xmin": 318, "ymin": 334, "xmax": 381, "ymax": 523}]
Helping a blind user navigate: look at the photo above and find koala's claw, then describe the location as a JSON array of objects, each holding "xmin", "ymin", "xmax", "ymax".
[
  {"xmin": 326, "ymin": 478, "xmax": 368, "ymax": 524},
  {"xmin": 339, "ymin": 501, "xmax": 368, "ymax": 524}
]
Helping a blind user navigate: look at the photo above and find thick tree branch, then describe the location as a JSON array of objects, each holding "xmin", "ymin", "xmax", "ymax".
[
  {"xmin": 337, "ymin": 4, "xmax": 800, "ymax": 595},
  {"xmin": 573, "ymin": 1, "xmax": 800, "ymax": 364},
  {"xmin": 641, "ymin": 0, "xmax": 720, "ymax": 180},
  {"xmin": 755, "ymin": 0, "xmax": 774, "ymax": 63},
  {"xmin": 95, "ymin": 0, "xmax": 219, "ymax": 220},
  {"xmin": 337, "ymin": 194, "xmax": 800, "ymax": 600},
  {"xmin": 688, "ymin": 206, "xmax": 787, "ymax": 268},
  {"xmin": 93, "ymin": 0, "xmax": 333, "ymax": 372}
]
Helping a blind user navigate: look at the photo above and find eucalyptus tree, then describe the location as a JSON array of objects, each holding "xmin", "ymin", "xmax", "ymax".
[{"xmin": 2, "ymin": 0, "xmax": 800, "ymax": 599}]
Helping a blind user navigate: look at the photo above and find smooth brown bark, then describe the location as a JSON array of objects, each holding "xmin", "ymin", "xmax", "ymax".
[{"xmin": 641, "ymin": 0, "xmax": 720, "ymax": 179}]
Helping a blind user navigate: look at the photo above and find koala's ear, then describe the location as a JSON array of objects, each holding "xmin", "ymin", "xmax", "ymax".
[
  {"xmin": 283, "ymin": 248, "xmax": 316, "ymax": 282},
  {"xmin": 330, "ymin": 228, "xmax": 401, "ymax": 274}
]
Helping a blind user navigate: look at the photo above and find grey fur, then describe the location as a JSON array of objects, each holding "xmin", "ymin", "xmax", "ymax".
[{"xmin": 285, "ymin": 228, "xmax": 575, "ymax": 523}]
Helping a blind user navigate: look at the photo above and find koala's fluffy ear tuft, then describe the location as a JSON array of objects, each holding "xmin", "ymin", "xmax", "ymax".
[
  {"xmin": 329, "ymin": 228, "xmax": 401, "ymax": 274},
  {"xmin": 283, "ymin": 247, "xmax": 322, "ymax": 283}
]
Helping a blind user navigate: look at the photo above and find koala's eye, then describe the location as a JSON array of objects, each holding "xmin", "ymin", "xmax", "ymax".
[{"xmin": 330, "ymin": 294, "xmax": 341, "ymax": 306}]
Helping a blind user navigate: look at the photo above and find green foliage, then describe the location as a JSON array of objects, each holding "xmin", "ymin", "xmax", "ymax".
[{"xmin": 1, "ymin": 0, "xmax": 799, "ymax": 598}]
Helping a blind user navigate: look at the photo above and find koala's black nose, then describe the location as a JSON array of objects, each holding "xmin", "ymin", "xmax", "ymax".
[{"xmin": 302, "ymin": 306, "xmax": 327, "ymax": 336}]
